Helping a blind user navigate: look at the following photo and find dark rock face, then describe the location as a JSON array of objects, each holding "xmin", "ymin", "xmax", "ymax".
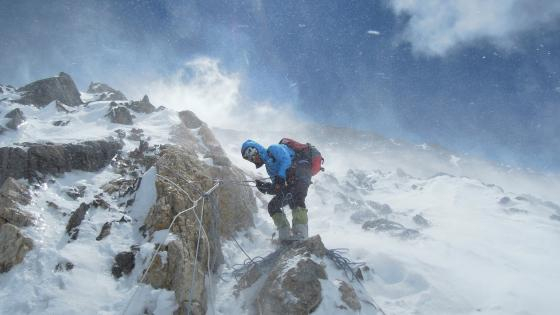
[
  {"xmin": 111, "ymin": 251, "xmax": 135, "ymax": 278},
  {"xmin": 17, "ymin": 72, "xmax": 82, "ymax": 107},
  {"xmin": 128, "ymin": 95, "xmax": 156, "ymax": 113},
  {"xmin": 86, "ymin": 82, "xmax": 127, "ymax": 101},
  {"xmin": 52, "ymin": 120, "xmax": 70, "ymax": 126},
  {"xmin": 66, "ymin": 202, "xmax": 90, "ymax": 240},
  {"xmin": 106, "ymin": 103, "xmax": 133, "ymax": 125},
  {"xmin": 0, "ymin": 223, "xmax": 33, "ymax": 273},
  {"xmin": 338, "ymin": 280, "xmax": 362, "ymax": 311},
  {"xmin": 178, "ymin": 110, "xmax": 203, "ymax": 129},
  {"xmin": 237, "ymin": 236, "xmax": 328, "ymax": 315},
  {"xmin": 0, "ymin": 139, "xmax": 123, "ymax": 186},
  {"xmin": 5, "ymin": 108, "xmax": 26, "ymax": 130},
  {"xmin": 54, "ymin": 261, "xmax": 74, "ymax": 272},
  {"xmin": 65, "ymin": 185, "xmax": 86, "ymax": 200},
  {"xmin": 96, "ymin": 222, "xmax": 112, "ymax": 241},
  {"xmin": 0, "ymin": 178, "xmax": 34, "ymax": 227}
]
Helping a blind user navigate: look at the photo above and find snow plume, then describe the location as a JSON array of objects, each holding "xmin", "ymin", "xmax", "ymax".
[
  {"xmin": 143, "ymin": 57, "xmax": 304, "ymax": 132},
  {"xmin": 389, "ymin": 0, "xmax": 560, "ymax": 56}
]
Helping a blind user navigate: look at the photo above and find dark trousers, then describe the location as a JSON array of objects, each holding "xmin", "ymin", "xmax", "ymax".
[{"xmin": 268, "ymin": 160, "xmax": 312, "ymax": 216}]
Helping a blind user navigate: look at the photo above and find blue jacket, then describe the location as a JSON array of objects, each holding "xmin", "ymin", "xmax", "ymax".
[{"xmin": 242, "ymin": 140, "xmax": 295, "ymax": 184}]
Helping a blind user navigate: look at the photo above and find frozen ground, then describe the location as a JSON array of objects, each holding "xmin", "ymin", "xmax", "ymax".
[{"xmin": 1, "ymin": 87, "xmax": 559, "ymax": 314}]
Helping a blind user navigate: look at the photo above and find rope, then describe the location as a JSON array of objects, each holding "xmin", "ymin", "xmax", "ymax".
[
  {"xmin": 122, "ymin": 180, "xmax": 220, "ymax": 315},
  {"xmin": 187, "ymin": 197, "xmax": 205, "ymax": 315}
]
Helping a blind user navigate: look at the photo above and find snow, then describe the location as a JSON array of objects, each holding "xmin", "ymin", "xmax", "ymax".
[{"xmin": 2, "ymin": 80, "xmax": 560, "ymax": 314}]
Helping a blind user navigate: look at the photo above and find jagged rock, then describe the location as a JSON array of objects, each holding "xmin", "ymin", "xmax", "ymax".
[
  {"xmin": 65, "ymin": 203, "xmax": 90, "ymax": 239},
  {"xmin": 106, "ymin": 103, "xmax": 133, "ymax": 125},
  {"xmin": 96, "ymin": 222, "xmax": 112, "ymax": 241},
  {"xmin": 235, "ymin": 236, "xmax": 379, "ymax": 315},
  {"xmin": 52, "ymin": 120, "xmax": 70, "ymax": 126},
  {"xmin": 92, "ymin": 195, "xmax": 110, "ymax": 209},
  {"xmin": 17, "ymin": 72, "xmax": 82, "ymax": 107},
  {"xmin": 338, "ymin": 280, "xmax": 361, "ymax": 311},
  {"xmin": 86, "ymin": 82, "xmax": 127, "ymax": 101},
  {"xmin": 413, "ymin": 214, "xmax": 430, "ymax": 227},
  {"xmin": 0, "ymin": 223, "xmax": 33, "ymax": 273},
  {"xmin": 0, "ymin": 139, "xmax": 123, "ymax": 186},
  {"xmin": 178, "ymin": 110, "xmax": 203, "ymax": 129},
  {"xmin": 127, "ymin": 128, "xmax": 144, "ymax": 141},
  {"xmin": 111, "ymin": 251, "xmax": 135, "ymax": 278},
  {"xmin": 0, "ymin": 178, "xmax": 34, "ymax": 227},
  {"xmin": 128, "ymin": 95, "xmax": 156, "ymax": 113},
  {"xmin": 142, "ymin": 146, "xmax": 227, "ymax": 315},
  {"xmin": 54, "ymin": 261, "xmax": 74, "ymax": 272},
  {"xmin": 5, "ymin": 108, "xmax": 26, "ymax": 130},
  {"xmin": 65, "ymin": 185, "xmax": 86, "ymax": 200}
]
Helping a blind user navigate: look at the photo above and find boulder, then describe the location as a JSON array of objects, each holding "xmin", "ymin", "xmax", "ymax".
[
  {"xmin": 128, "ymin": 95, "xmax": 156, "ymax": 113},
  {"xmin": 0, "ymin": 178, "xmax": 34, "ymax": 227},
  {"xmin": 65, "ymin": 202, "xmax": 90, "ymax": 240},
  {"xmin": 106, "ymin": 103, "xmax": 134, "ymax": 125},
  {"xmin": 0, "ymin": 223, "xmax": 33, "ymax": 273},
  {"xmin": 17, "ymin": 72, "xmax": 82, "ymax": 107},
  {"xmin": 338, "ymin": 280, "xmax": 362, "ymax": 311},
  {"xmin": 5, "ymin": 108, "xmax": 26, "ymax": 129},
  {"xmin": 96, "ymin": 222, "xmax": 112, "ymax": 241},
  {"xmin": 86, "ymin": 82, "xmax": 127, "ymax": 101},
  {"xmin": 235, "ymin": 236, "xmax": 381, "ymax": 314},
  {"xmin": 142, "ymin": 146, "xmax": 226, "ymax": 315},
  {"xmin": 413, "ymin": 214, "xmax": 430, "ymax": 227},
  {"xmin": 178, "ymin": 110, "xmax": 203, "ymax": 129},
  {"xmin": 111, "ymin": 251, "xmax": 135, "ymax": 278},
  {"xmin": 0, "ymin": 139, "xmax": 123, "ymax": 186}
]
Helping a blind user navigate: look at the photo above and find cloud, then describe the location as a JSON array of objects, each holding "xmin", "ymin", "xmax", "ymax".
[
  {"xmin": 388, "ymin": 0, "xmax": 560, "ymax": 56},
  {"xmin": 142, "ymin": 57, "xmax": 303, "ymax": 131}
]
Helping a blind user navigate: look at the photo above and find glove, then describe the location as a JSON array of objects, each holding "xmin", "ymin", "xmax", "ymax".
[
  {"xmin": 272, "ymin": 177, "xmax": 286, "ymax": 195},
  {"xmin": 256, "ymin": 179, "xmax": 272, "ymax": 194}
]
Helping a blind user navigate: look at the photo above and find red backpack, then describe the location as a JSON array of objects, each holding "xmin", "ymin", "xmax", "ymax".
[{"xmin": 279, "ymin": 138, "xmax": 324, "ymax": 175}]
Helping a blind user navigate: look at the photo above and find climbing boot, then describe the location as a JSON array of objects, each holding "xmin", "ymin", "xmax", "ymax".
[
  {"xmin": 292, "ymin": 207, "xmax": 309, "ymax": 240},
  {"xmin": 272, "ymin": 212, "xmax": 291, "ymax": 241}
]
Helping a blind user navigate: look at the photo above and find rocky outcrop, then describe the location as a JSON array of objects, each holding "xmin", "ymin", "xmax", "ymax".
[
  {"xmin": 0, "ymin": 139, "xmax": 122, "ymax": 186},
  {"xmin": 5, "ymin": 108, "xmax": 26, "ymax": 129},
  {"xmin": 173, "ymin": 110, "xmax": 256, "ymax": 237},
  {"xmin": 17, "ymin": 72, "xmax": 82, "ymax": 107},
  {"xmin": 0, "ymin": 223, "xmax": 33, "ymax": 273},
  {"xmin": 128, "ymin": 95, "xmax": 156, "ymax": 114},
  {"xmin": 106, "ymin": 103, "xmax": 134, "ymax": 125},
  {"xmin": 142, "ymin": 145, "xmax": 224, "ymax": 315},
  {"xmin": 66, "ymin": 202, "xmax": 90, "ymax": 240},
  {"xmin": 87, "ymin": 82, "xmax": 127, "ymax": 101},
  {"xmin": 236, "ymin": 236, "xmax": 381, "ymax": 314},
  {"xmin": 0, "ymin": 178, "xmax": 34, "ymax": 227},
  {"xmin": 112, "ymin": 251, "xmax": 135, "ymax": 278}
]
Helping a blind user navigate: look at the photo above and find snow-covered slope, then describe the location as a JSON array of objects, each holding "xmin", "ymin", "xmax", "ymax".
[
  {"xmin": 213, "ymin": 128, "xmax": 560, "ymax": 315},
  {"xmin": 2, "ymin": 74, "xmax": 559, "ymax": 315}
]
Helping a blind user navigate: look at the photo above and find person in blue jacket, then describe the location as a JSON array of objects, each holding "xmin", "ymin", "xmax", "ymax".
[{"xmin": 241, "ymin": 139, "xmax": 311, "ymax": 242}]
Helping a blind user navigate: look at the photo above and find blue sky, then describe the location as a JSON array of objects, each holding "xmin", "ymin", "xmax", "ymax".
[{"xmin": 1, "ymin": 0, "xmax": 559, "ymax": 171}]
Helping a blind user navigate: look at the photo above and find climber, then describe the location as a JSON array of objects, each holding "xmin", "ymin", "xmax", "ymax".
[{"xmin": 241, "ymin": 139, "xmax": 312, "ymax": 243}]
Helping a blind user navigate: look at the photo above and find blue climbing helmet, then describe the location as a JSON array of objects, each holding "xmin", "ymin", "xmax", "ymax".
[{"xmin": 241, "ymin": 140, "xmax": 265, "ymax": 168}]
